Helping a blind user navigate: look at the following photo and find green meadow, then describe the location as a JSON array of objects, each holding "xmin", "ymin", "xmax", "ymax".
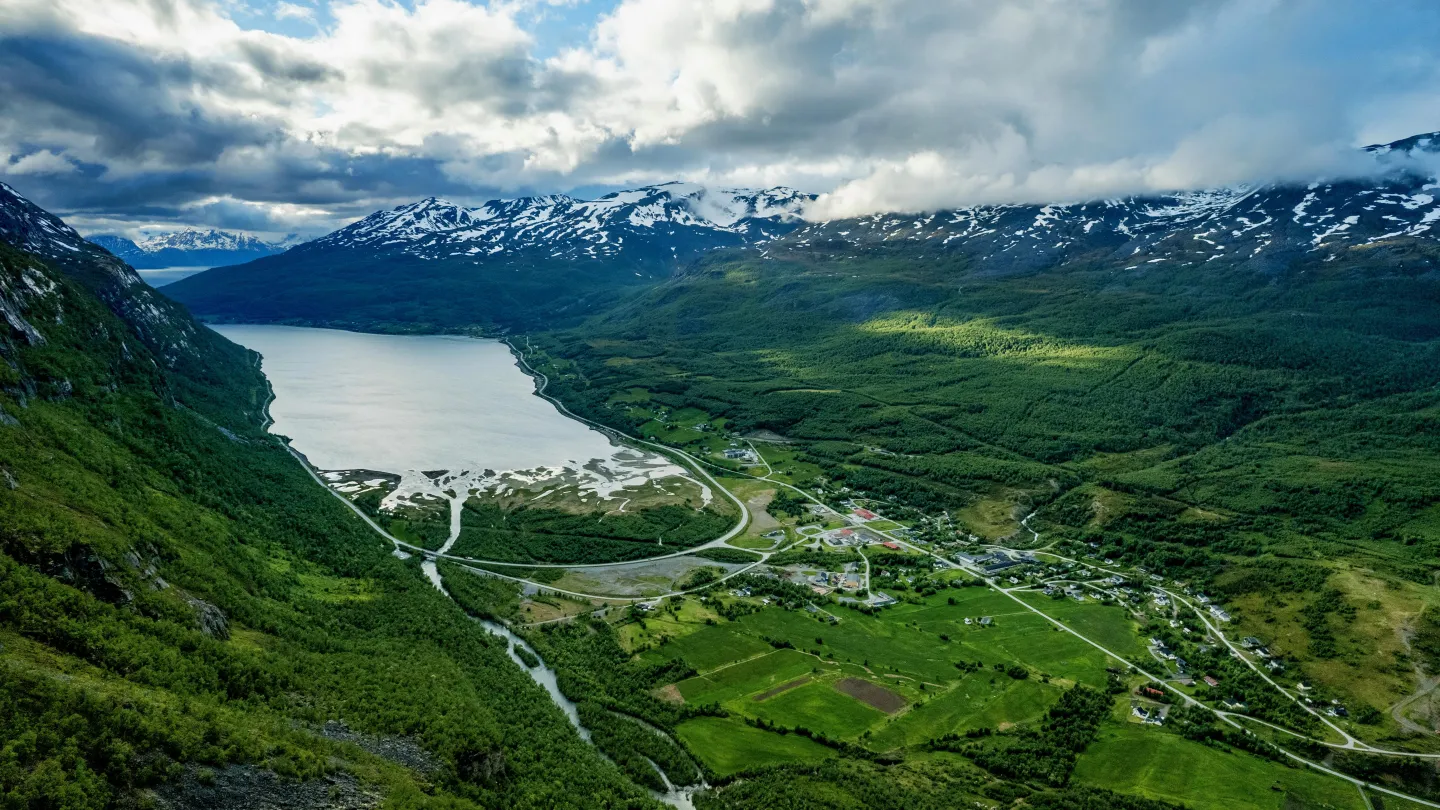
[
  {"xmin": 674, "ymin": 716, "xmax": 836, "ymax": 776},
  {"xmin": 1074, "ymin": 727, "xmax": 1367, "ymax": 810}
]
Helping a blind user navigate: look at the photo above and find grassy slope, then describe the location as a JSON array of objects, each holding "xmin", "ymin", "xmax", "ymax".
[{"xmin": 0, "ymin": 240, "xmax": 652, "ymax": 808}]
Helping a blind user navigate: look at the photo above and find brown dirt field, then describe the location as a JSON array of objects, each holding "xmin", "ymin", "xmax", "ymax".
[
  {"xmin": 835, "ymin": 677, "xmax": 907, "ymax": 714},
  {"xmin": 654, "ymin": 684, "xmax": 684, "ymax": 704},
  {"xmin": 753, "ymin": 676, "xmax": 812, "ymax": 702}
]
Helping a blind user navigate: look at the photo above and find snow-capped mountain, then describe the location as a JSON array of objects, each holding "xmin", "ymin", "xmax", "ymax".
[
  {"xmin": 781, "ymin": 133, "xmax": 1440, "ymax": 272},
  {"xmin": 89, "ymin": 230, "xmax": 287, "ymax": 269},
  {"xmin": 0, "ymin": 182, "xmax": 218, "ymax": 369},
  {"xmin": 0, "ymin": 182, "xmax": 98, "ymax": 261},
  {"xmin": 308, "ymin": 182, "xmax": 812, "ymax": 262}
]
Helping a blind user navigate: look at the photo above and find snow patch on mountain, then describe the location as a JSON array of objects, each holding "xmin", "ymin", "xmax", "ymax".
[{"xmin": 308, "ymin": 182, "xmax": 812, "ymax": 263}]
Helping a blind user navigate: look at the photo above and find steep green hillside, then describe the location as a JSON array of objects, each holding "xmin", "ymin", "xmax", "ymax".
[{"xmin": 0, "ymin": 241, "xmax": 653, "ymax": 806}]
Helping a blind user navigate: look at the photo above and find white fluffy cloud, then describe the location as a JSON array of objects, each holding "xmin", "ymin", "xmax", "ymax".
[{"xmin": 0, "ymin": 0, "xmax": 1437, "ymax": 233}]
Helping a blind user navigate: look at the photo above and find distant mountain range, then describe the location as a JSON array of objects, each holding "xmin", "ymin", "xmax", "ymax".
[
  {"xmin": 89, "ymin": 230, "xmax": 289, "ymax": 269},
  {"xmin": 784, "ymin": 134, "xmax": 1440, "ymax": 274},
  {"xmin": 162, "ymin": 134, "xmax": 1440, "ymax": 331},
  {"xmin": 164, "ymin": 183, "xmax": 813, "ymax": 329},
  {"xmin": 315, "ymin": 183, "xmax": 811, "ymax": 260}
]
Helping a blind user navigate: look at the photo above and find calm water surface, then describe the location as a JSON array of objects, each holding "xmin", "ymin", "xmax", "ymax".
[
  {"xmin": 212, "ymin": 324, "xmax": 619, "ymax": 473},
  {"xmin": 138, "ymin": 266, "xmax": 210, "ymax": 286}
]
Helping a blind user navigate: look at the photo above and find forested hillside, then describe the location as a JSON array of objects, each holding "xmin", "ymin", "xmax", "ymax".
[
  {"xmin": 0, "ymin": 191, "xmax": 655, "ymax": 807},
  {"xmin": 531, "ymin": 224, "xmax": 1440, "ymax": 728}
]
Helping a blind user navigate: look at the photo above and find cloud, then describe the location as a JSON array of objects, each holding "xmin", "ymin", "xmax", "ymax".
[
  {"xmin": 0, "ymin": 0, "xmax": 1438, "ymax": 232},
  {"xmin": 274, "ymin": 2, "xmax": 317, "ymax": 23},
  {"xmin": 4, "ymin": 149, "xmax": 78, "ymax": 175}
]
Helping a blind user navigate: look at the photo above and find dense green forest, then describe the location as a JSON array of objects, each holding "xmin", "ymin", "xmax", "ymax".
[
  {"xmin": 0, "ymin": 238, "xmax": 660, "ymax": 808},
  {"xmin": 451, "ymin": 501, "xmax": 734, "ymax": 563}
]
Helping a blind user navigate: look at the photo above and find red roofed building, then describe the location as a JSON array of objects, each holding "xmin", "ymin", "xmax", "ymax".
[
  {"xmin": 882, "ymin": 541, "xmax": 901, "ymax": 550},
  {"xmin": 1203, "ymin": 676, "xmax": 1220, "ymax": 687},
  {"xmin": 854, "ymin": 508, "xmax": 878, "ymax": 520}
]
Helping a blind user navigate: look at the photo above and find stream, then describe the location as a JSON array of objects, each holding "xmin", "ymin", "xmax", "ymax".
[{"xmin": 420, "ymin": 558, "xmax": 702, "ymax": 808}]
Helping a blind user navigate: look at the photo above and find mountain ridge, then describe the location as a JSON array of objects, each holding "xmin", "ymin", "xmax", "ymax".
[
  {"xmin": 163, "ymin": 182, "xmax": 815, "ymax": 330},
  {"xmin": 89, "ymin": 229, "xmax": 288, "ymax": 270},
  {"xmin": 164, "ymin": 131, "xmax": 1440, "ymax": 332}
]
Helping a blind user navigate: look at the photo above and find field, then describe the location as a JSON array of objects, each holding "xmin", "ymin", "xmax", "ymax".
[
  {"xmin": 866, "ymin": 675, "xmax": 1057, "ymax": 750},
  {"xmin": 634, "ymin": 582, "xmax": 1151, "ymax": 757},
  {"xmin": 674, "ymin": 717, "xmax": 836, "ymax": 776},
  {"xmin": 749, "ymin": 679, "xmax": 888, "ymax": 739},
  {"xmin": 1014, "ymin": 591, "xmax": 1150, "ymax": 660},
  {"xmin": 1074, "ymin": 726, "xmax": 1367, "ymax": 810}
]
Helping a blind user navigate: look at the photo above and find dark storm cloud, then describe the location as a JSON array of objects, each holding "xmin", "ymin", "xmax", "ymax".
[{"xmin": 0, "ymin": 34, "xmax": 280, "ymax": 165}]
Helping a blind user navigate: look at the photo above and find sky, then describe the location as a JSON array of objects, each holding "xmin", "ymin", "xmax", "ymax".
[{"xmin": 1, "ymin": 0, "xmax": 1438, "ymax": 241}]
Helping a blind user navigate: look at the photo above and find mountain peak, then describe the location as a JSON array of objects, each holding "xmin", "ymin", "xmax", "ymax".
[
  {"xmin": 309, "ymin": 182, "xmax": 816, "ymax": 260},
  {"xmin": 0, "ymin": 182, "xmax": 93, "ymax": 259}
]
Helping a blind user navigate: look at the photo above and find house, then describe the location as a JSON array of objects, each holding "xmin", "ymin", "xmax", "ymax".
[
  {"xmin": 964, "ymin": 617, "xmax": 973, "ymax": 625},
  {"xmin": 1132, "ymin": 706, "xmax": 1150, "ymax": 720},
  {"xmin": 1202, "ymin": 676, "xmax": 1220, "ymax": 687},
  {"xmin": 1240, "ymin": 637, "xmax": 1263, "ymax": 649},
  {"xmin": 853, "ymin": 508, "xmax": 878, "ymax": 520},
  {"xmin": 979, "ymin": 616, "xmax": 993, "ymax": 626},
  {"xmin": 1207, "ymin": 605, "xmax": 1232, "ymax": 622},
  {"xmin": 1141, "ymin": 686, "xmax": 1166, "ymax": 699}
]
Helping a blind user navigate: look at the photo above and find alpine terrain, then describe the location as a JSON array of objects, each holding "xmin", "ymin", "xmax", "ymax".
[
  {"xmin": 164, "ymin": 182, "xmax": 812, "ymax": 329},
  {"xmin": 88, "ymin": 230, "xmax": 288, "ymax": 270}
]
